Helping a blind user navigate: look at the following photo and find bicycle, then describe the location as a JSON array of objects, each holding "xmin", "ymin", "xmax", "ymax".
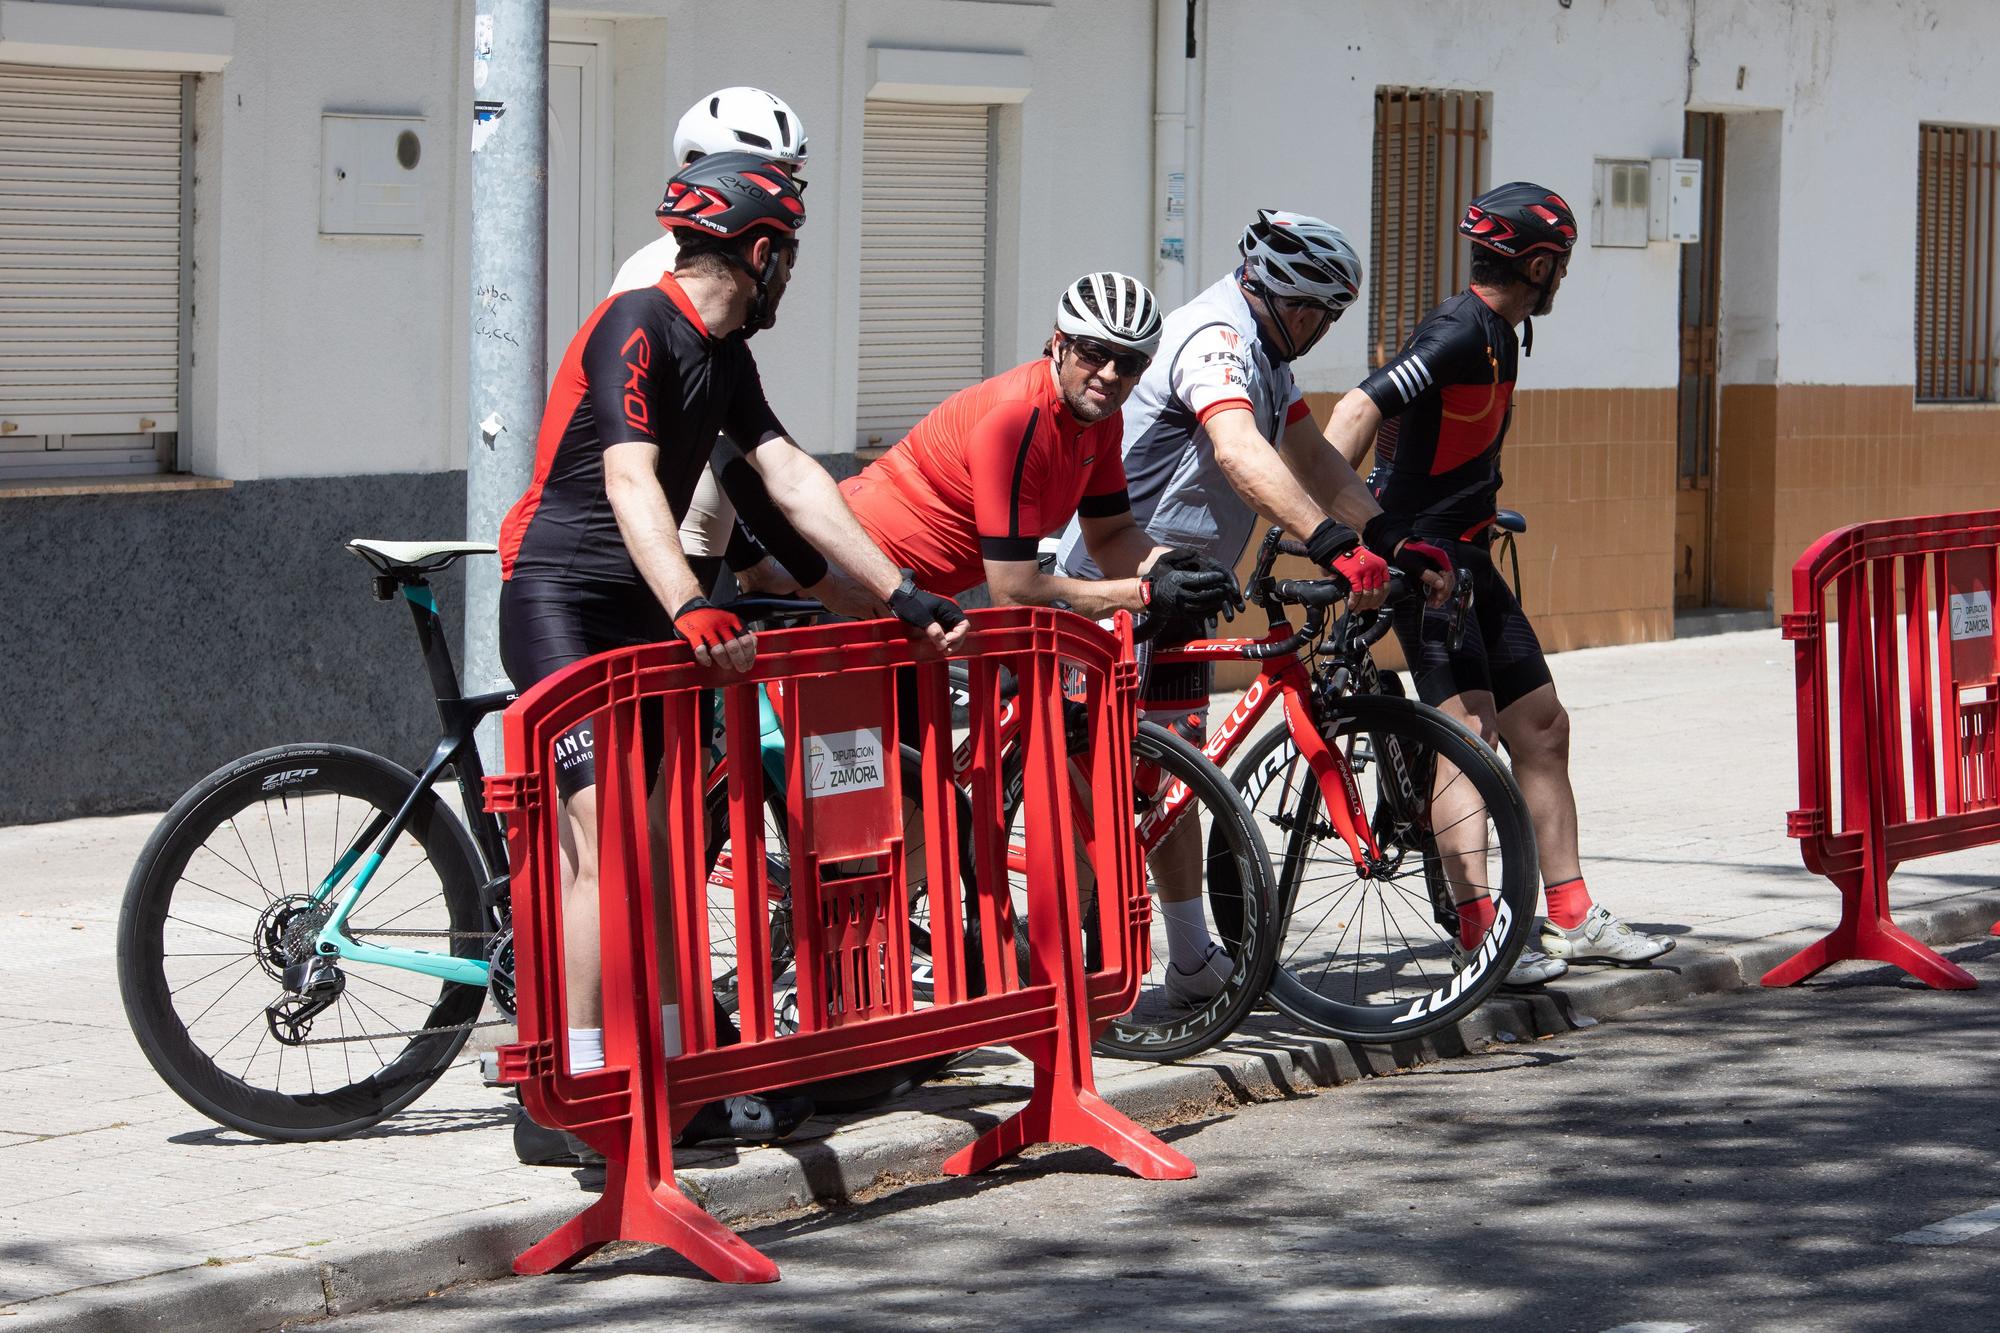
[
  {"xmin": 116, "ymin": 541, "xmax": 959, "ymax": 1141},
  {"xmin": 1161, "ymin": 528, "xmax": 1540, "ymax": 1043}
]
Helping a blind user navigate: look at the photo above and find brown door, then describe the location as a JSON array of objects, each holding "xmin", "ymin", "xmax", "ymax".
[{"xmin": 1674, "ymin": 112, "xmax": 1726, "ymax": 608}]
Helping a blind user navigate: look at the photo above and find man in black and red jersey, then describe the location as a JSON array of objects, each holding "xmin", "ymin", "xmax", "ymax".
[
  {"xmin": 1324, "ymin": 181, "xmax": 1673, "ymax": 980},
  {"xmin": 496, "ymin": 152, "xmax": 967, "ymax": 1155}
]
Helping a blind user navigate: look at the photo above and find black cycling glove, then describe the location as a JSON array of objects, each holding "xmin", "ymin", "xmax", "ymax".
[
  {"xmin": 1142, "ymin": 547, "xmax": 1245, "ymax": 621},
  {"xmin": 1304, "ymin": 517, "xmax": 1362, "ymax": 568},
  {"xmin": 888, "ymin": 572, "xmax": 966, "ymax": 633},
  {"xmin": 1362, "ymin": 512, "xmax": 1451, "ymax": 582}
]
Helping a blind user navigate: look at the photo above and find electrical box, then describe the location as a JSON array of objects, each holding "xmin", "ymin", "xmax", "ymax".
[
  {"xmin": 1649, "ymin": 156, "xmax": 1702, "ymax": 243},
  {"xmin": 320, "ymin": 114, "xmax": 428, "ymax": 236},
  {"xmin": 1591, "ymin": 158, "xmax": 1651, "ymax": 248}
]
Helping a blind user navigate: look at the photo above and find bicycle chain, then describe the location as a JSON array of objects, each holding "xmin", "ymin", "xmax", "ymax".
[
  {"xmin": 294, "ymin": 1016, "xmax": 510, "ymax": 1046},
  {"xmin": 347, "ymin": 928, "xmax": 499, "ymax": 941}
]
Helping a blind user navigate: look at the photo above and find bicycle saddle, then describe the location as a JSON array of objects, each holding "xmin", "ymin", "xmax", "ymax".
[
  {"xmin": 346, "ymin": 538, "xmax": 498, "ymax": 577},
  {"xmin": 1493, "ymin": 509, "xmax": 1527, "ymax": 534}
]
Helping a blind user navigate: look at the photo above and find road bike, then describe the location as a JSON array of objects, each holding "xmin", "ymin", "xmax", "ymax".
[
  {"xmin": 115, "ymin": 541, "xmax": 951, "ymax": 1141},
  {"xmin": 1164, "ymin": 528, "xmax": 1541, "ymax": 1042}
]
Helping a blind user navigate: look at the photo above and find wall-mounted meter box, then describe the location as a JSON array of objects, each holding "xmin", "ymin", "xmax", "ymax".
[
  {"xmin": 1591, "ymin": 158, "xmax": 1651, "ymax": 247},
  {"xmin": 1649, "ymin": 156, "xmax": 1701, "ymax": 243},
  {"xmin": 321, "ymin": 114, "xmax": 428, "ymax": 236}
]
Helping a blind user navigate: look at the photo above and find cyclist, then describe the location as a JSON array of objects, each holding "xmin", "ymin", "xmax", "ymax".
[
  {"xmin": 1323, "ymin": 180, "xmax": 1673, "ymax": 976},
  {"xmin": 497, "ymin": 152, "xmax": 966, "ymax": 1157},
  {"xmin": 609, "ymin": 86, "xmax": 827, "ymax": 601},
  {"xmin": 1049, "ymin": 212, "xmax": 1452, "ymax": 994},
  {"xmin": 840, "ymin": 271, "xmax": 1243, "ymax": 1002}
]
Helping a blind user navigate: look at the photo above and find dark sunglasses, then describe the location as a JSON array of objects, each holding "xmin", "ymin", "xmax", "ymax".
[
  {"xmin": 1270, "ymin": 291, "xmax": 1344, "ymax": 321},
  {"xmin": 1066, "ymin": 337, "xmax": 1151, "ymax": 377}
]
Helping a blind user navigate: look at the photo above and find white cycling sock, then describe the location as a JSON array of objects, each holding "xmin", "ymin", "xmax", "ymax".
[
  {"xmin": 567, "ymin": 1026, "xmax": 604, "ymax": 1073},
  {"xmin": 1159, "ymin": 896, "xmax": 1215, "ymax": 971},
  {"xmin": 661, "ymin": 1003, "xmax": 683, "ymax": 1060}
]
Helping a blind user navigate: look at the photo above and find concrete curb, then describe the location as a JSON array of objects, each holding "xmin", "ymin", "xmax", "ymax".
[{"xmin": 11, "ymin": 893, "xmax": 2000, "ymax": 1332}]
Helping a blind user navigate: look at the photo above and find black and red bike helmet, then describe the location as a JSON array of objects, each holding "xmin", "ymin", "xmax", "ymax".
[
  {"xmin": 656, "ymin": 149, "xmax": 806, "ymax": 240},
  {"xmin": 1458, "ymin": 181, "xmax": 1577, "ymax": 258},
  {"xmin": 1459, "ymin": 182, "xmax": 1575, "ymax": 353}
]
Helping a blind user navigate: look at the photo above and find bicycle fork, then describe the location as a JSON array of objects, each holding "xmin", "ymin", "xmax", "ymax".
[{"xmin": 1282, "ymin": 688, "xmax": 1384, "ymax": 874}]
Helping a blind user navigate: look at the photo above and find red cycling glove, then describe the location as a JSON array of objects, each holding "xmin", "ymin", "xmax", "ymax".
[
  {"xmin": 1330, "ymin": 546, "xmax": 1390, "ymax": 596},
  {"xmin": 673, "ymin": 597, "xmax": 748, "ymax": 654}
]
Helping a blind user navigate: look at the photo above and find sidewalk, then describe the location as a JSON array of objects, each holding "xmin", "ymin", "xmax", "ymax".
[{"xmin": 4, "ymin": 627, "xmax": 1998, "ymax": 1331}]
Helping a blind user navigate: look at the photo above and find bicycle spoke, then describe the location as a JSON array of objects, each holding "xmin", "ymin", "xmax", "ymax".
[
  {"xmin": 262, "ymin": 797, "xmax": 288, "ymax": 900},
  {"xmin": 168, "ymin": 952, "xmax": 262, "ymax": 997},
  {"xmin": 196, "ymin": 838, "xmax": 276, "ymax": 903},
  {"xmin": 345, "ymin": 967, "xmax": 437, "ymax": 1010},
  {"xmin": 165, "ymin": 911, "xmax": 260, "ymax": 947},
  {"xmin": 181, "ymin": 956, "xmax": 271, "ymax": 1031}
]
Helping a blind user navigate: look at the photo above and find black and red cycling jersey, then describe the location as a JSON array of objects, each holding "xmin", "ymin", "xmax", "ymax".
[
  {"xmin": 498, "ymin": 274, "xmax": 786, "ymax": 583},
  {"xmin": 1358, "ymin": 289, "xmax": 1519, "ymax": 541}
]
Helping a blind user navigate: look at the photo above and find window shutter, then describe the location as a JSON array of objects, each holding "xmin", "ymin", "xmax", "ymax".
[
  {"xmin": 0, "ymin": 63, "xmax": 184, "ymax": 466},
  {"xmin": 856, "ymin": 100, "xmax": 991, "ymax": 449}
]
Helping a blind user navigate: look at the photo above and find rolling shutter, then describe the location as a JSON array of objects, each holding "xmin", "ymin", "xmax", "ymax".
[
  {"xmin": 856, "ymin": 100, "xmax": 991, "ymax": 449},
  {"xmin": 0, "ymin": 63, "xmax": 185, "ymax": 473}
]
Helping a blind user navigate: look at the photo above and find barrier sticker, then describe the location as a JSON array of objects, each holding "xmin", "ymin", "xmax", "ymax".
[
  {"xmin": 806, "ymin": 728, "xmax": 887, "ymax": 798},
  {"xmin": 1951, "ymin": 589, "xmax": 1992, "ymax": 641}
]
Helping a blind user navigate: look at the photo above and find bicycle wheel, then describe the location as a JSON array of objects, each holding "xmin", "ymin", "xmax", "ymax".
[
  {"xmin": 118, "ymin": 745, "xmax": 488, "ymax": 1141},
  {"xmin": 1000, "ymin": 721, "xmax": 1281, "ymax": 1062},
  {"xmin": 702, "ymin": 747, "xmax": 967, "ymax": 1110},
  {"xmin": 1231, "ymin": 692, "xmax": 1537, "ymax": 1042}
]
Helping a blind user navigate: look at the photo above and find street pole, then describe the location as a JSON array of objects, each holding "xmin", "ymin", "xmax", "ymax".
[{"xmin": 465, "ymin": 0, "xmax": 548, "ymax": 759}]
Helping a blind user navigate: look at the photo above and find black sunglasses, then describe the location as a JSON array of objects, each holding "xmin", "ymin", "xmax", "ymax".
[{"xmin": 1066, "ymin": 337, "xmax": 1151, "ymax": 377}]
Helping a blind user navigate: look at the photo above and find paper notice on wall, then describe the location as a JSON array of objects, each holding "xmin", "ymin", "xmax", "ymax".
[
  {"xmin": 472, "ymin": 100, "xmax": 505, "ymax": 154},
  {"xmin": 1945, "ymin": 550, "xmax": 1999, "ymax": 683},
  {"xmin": 473, "ymin": 13, "xmax": 493, "ymax": 91}
]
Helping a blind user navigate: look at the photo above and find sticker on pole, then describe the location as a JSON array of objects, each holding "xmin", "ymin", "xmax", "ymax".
[
  {"xmin": 1951, "ymin": 589, "xmax": 1992, "ymax": 641},
  {"xmin": 806, "ymin": 728, "xmax": 887, "ymax": 798}
]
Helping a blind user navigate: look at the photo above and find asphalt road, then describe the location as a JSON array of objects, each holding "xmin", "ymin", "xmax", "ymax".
[{"xmin": 302, "ymin": 940, "xmax": 2000, "ymax": 1332}]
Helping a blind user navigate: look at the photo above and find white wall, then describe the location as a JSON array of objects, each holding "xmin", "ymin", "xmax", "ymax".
[{"xmin": 39, "ymin": 0, "xmax": 2000, "ymax": 483}]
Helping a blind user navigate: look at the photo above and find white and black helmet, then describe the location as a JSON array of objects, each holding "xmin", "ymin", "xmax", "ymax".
[
  {"xmin": 1055, "ymin": 271, "xmax": 1162, "ymax": 358},
  {"xmin": 1238, "ymin": 210, "xmax": 1363, "ymax": 312},
  {"xmin": 673, "ymin": 87, "xmax": 809, "ymax": 168}
]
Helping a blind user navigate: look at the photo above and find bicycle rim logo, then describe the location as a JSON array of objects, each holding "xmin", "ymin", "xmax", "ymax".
[{"xmin": 1388, "ymin": 897, "xmax": 1511, "ymax": 1025}]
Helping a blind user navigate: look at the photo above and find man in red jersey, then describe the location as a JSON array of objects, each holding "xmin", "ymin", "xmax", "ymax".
[
  {"xmin": 842, "ymin": 272, "xmax": 1245, "ymax": 1007},
  {"xmin": 841, "ymin": 271, "xmax": 1239, "ymax": 624}
]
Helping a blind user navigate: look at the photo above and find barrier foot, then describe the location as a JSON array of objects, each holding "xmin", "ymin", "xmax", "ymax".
[
  {"xmin": 1761, "ymin": 916, "xmax": 1976, "ymax": 991},
  {"xmin": 514, "ymin": 1165, "xmax": 780, "ymax": 1283},
  {"xmin": 941, "ymin": 1076, "xmax": 1195, "ymax": 1181}
]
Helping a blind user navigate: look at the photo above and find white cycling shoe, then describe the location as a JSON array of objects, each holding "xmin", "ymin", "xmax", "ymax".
[
  {"xmin": 1163, "ymin": 942, "xmax": 1236, "ymax": 1008},
  {"xmin": 1539, "ymin": 904, "xmax": 1675, "ymax": 965},
  {"xmin": 1502, "ymin": 946, "xmax": 1568, "ymax": 987}
]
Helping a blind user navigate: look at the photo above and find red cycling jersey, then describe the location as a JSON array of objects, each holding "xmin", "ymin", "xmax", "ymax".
[{"xmin": 841, "ymin": 358, "xmax": 1130, "ymax": 597}]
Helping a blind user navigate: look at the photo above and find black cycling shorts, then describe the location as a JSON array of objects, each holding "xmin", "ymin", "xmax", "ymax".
[
  {"xmin": 498, "ymin": 576, "xmax": 675, "ymax": 800},
  {"xmin": 1390, "ymin": 545, "xmax": 1552, "ymax": 712},
  {"xmin": 1136, "ymin": 617, "xmax": 1211, "ymax": 748}
]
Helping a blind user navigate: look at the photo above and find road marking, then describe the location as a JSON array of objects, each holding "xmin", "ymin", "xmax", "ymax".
[
  {"xmin": 1891, "ymin": 1202, "xmax": 2000, "ymax": 1246},
  {"xmin": 1599, "ymin": 1324, "xmax": 1696, "ymax": 1333}
]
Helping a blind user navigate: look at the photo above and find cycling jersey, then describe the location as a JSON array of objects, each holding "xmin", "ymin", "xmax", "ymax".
[
  {"xmin": 840, "ymin": 358, "xmax": 1130, "ymax": 598},
  {"xmin": 1054, "ymin": 272, "xmax": 1310, "ymax": 579},
  {"xmin": 498, "ymin": 273, "xmax": 784, "ymax": 584},
  {"xmin": 1358, "ymin": 289, "xmax": 1519, "ymax": 541}
]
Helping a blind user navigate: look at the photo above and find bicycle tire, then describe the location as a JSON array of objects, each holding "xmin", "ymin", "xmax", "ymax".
[
  {"xmin": 998, "ymin": 720, "xmax": 1281, "ymax": 1062},
  {"xmin": 118, "ymin": 745, "xmax": 487, "ymax": 1141},
  {"xmin": 1231, "ymin": 693, "xmax": 1537, "ymax": 1042}
]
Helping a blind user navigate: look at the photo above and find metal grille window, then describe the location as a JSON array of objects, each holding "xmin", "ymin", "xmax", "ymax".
[
  {"xmin": 1369, "ymin": 87, "xmax": 1487, "ymax": 368},
  {"xmin": 1915, "ymin": 122, "xmax": 1998, "ymax": 403},
  {"xmin": 856, "ymin": 100, "xmax": 992, "ymax": 450},
  {"xmin": 0, "ymin": 63, "xmax": 188, "ymax": 478}
]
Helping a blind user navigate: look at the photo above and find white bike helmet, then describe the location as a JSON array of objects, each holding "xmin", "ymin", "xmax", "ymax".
[
  {"xmin": 1054, "ymin": 271, "xmax": 1162, "ymax": 358},
  {"xmin": 673, "ymin": 87, "xmax": 809, "ymax": 168},
  {"xmin": 1238, "ymin": 210, "xmax": 1362, "ymax": 313}
]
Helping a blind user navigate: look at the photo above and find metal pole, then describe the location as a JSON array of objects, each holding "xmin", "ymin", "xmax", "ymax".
[{"xmin": 465, "ymin": 0, "xmax": 548, "ymax": 756}]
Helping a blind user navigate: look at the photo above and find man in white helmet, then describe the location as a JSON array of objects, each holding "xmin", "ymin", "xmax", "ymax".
[
  {"xmin": 1053, "ymin": 211, "xmax": 1459, "ymax": 994},
  {"xmin": 608, "ymin": 87, "xmax": 825, "ymax": 600}
]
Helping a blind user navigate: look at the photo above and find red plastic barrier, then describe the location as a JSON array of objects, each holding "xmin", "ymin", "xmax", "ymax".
[
  {"xmin": 1774, "ymin": 509, "xmax": 2000, "ymax": 989},
  {"xmin": 486, "ymin": 608, "xmax": 1192, "ymax": 1283}
]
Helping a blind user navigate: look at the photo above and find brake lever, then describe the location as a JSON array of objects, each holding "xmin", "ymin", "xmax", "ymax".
[{"xmin": 1447, "ymin": 567, "xmax": 1474, "ymax": 653}]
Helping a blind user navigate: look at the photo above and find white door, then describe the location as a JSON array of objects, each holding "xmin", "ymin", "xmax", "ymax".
[{"xmin": 547, "ymin": 34, "xmax": 610, "ymax": 379}]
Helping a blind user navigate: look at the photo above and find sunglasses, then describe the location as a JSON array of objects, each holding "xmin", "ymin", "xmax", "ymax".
[
  {"xmin": 1270, "ymin": 291, "xmax": 1345, "ymax": 321},
  {"xmin": 1066, "ymin": 337, "xmax": 1151, "ymax": 377}
]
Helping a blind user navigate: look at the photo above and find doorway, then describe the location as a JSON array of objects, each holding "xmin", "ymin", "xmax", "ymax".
[
  {"xmin": 1674, "ymin": 111, "xmax": 1726, "ymax": 608},
  {"xmin": 547, "ymin": 25, "xmax": 613, "ymax": 378}
]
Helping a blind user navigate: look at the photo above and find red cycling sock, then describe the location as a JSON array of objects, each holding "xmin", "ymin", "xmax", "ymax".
[
  {"xmin": 1457, "ymin": 895, "xmax": 1498, "ymax": 950},
  {"xmin": 1545, "ymin": 876, "xmax": 1592, "ymax": 930}
]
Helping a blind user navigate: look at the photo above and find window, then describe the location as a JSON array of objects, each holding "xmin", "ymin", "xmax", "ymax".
[
  {"xmin": 0, "ymin": 64, "xmax": 189, "ymax": 478},
  {"xmin": 855, "ymin": 100, "xmax": 993, "ymax": 450},
  {"xmin": 1915, "ymin": 122, "xmax": 1998, "ymax": 403},
  {"xmin": 1369, "ymin": 87, "xmax": 1488, "ymax": 368}
]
